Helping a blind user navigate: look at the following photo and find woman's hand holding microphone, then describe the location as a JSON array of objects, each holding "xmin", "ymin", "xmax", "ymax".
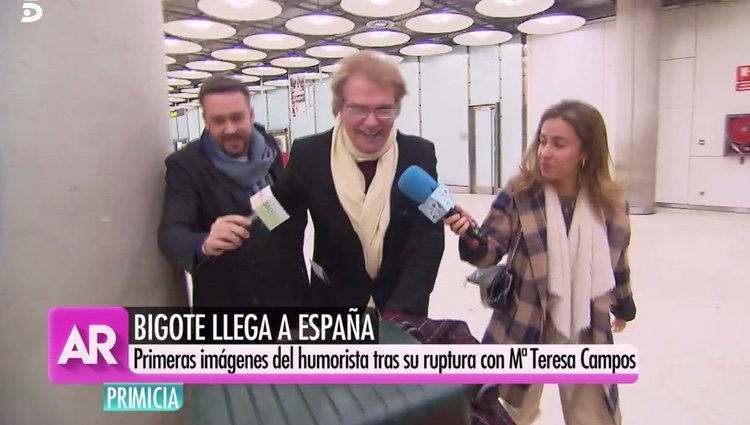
[{"xmin": 443, "ymin": 205, "xmax": 482, "ymax": 250}]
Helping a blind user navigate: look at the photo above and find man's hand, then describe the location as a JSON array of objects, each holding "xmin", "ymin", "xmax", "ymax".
[{"xmin": 201, "ymin": 215, "xmax": 252, "ymax": 257}]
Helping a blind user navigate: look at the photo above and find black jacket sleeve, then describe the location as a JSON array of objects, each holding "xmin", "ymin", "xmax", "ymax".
[
  {"xmin": 385, "ymin": 143, "xmax": 445, "ymax": 316},
  {"xmin": 157, "ymin": 156, "xmax": 206, "ymax": 272}
]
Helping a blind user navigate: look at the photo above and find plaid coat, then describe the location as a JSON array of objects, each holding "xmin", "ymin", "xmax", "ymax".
[{"xmin": 459, "ymin": 179, "xmax": 636, "ymax": 421}]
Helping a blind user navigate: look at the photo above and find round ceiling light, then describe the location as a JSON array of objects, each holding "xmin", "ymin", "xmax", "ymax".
[
  {"xmin": 518, "ymin": 15, "xmax": 586, "ymax": 35},
  {"xmin": 264, "ymin": 79, "xmax": 290, "ymax": 87},
  {"xmin": 165, "ymin": 56, "xmax": 176, "ymax": 65},
  {"xmin": 182, "ymin": 88, "xmax": 201, "ymax": 94},
  {"xmin": 371, "ymin": 52, "xmax": 404, "ymax": 64},
  {"xmin": 340, "ymin": 0, "xmax": 421, "ymax": 18},
  {"xmin": 211, "ymin": 47, "xmax": 267, "ymax": 62},
  {"xmin": 285, "ymin": 14, "xmax": 356, "ymax": 36},
  {"xmin": 405, "ymin": 13, "xmax": 473, "ymax": 34},
  {"xmin": 270, "ymin": 56, "xmax": 320, "ymax": 68},
  {"xmin": 168, "ymin": 70, "xmax": 212, "ymax": 80},
  {"xmin": 172, "ymin": 93, "xmax": 199, "ymax": 99},
  {"xmin": 167, "ymin": 78, "xmax": 192, "ymax": 86},
  {"xmin": 290, "ymin": 72, "xmax": 330, "ymax": 80},
  {"xmin": 475, "ymin": 0, "xmax": 554, "ymax": 18},
  {"xmin": 241, "ymin": 66, "xmax": 287, "ymax": 76},
  {"xmin": 247, "ymin": 86, "xmax": 276, "ymax": 92},
  {"xmin": 230, "ymin": 74, "xmax": 261, "ymax": 83},
  {"xmin": 197, "ymin": 0, "xmax": 282, "ymax": 21},
  {"xmin": 164, "ymin": 38, "xmax": 202, "ymax": 54},
  {"xmin": 243, "ymin": 33, "xmax": 306, "ymax": 50},
  {"xmin": 187, "ymin": 60, "xmax": 237, "ymax": 72},
  {"xmin": 399, "ymin": 43, "xmax": 452, "ymax": 56},
  {"xmin": 320, "ymin": 63, "xmax": 340, "ymax": 73},
  {"xmin": 306, "ymin": 44, "xmax": 359, "ymax": 59},
  {"xmin": 247, "ymin": 85, "xmax": 277, "ymax": 92},
  {"xmin": 350, "ymin": 30, "xmax": 410, "ymax": 47},
  {"xmin": 453, "ymin": 30, "xmax": 513, "ymax": 46},
  {"xmin": 164, "ymin": 19, "xmax": 236, "ymax": 40}
]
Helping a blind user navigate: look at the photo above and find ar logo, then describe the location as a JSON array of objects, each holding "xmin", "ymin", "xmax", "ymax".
[
  {"xmin": 21, "ymin": 1, "xmax": 43, "ymax": 23},
  {"xmin": 57, "ymin": 324, "xmax": 118, "ymax": 365}
]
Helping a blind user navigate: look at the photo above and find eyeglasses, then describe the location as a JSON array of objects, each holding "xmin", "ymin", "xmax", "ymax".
[{"xmin": 344, "ymin": 103, "xmax": 398, "ymax": 120}]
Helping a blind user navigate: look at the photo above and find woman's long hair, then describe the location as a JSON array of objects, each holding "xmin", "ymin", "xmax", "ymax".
[{"xmin": 514, "ymin": 100, "xmax": 624, "ymax": 216}]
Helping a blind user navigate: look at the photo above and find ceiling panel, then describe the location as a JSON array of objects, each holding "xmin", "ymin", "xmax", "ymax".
[{"xmin": 161, "ymin": 0, "xmax": 680, "ymax": 92}]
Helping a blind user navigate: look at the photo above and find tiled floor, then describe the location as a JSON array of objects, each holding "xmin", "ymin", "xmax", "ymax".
[{"xmin": 304, "ymin": 193, "xmax": 750, "ymax": 425}]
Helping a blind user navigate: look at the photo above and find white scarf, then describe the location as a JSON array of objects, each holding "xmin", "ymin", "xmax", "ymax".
[
  {"xmin": 330, "ymin": 116, "xmax": 399, "ymax": 282},
  {"xmin": 545, "ymin": 184, "xmax": 615, "ymax": 341}
]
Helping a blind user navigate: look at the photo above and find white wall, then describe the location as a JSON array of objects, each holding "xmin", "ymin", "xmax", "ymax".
[
  {"xmin": 500, "ymin": 38, "xmax": 525, "ymax": 186},
  {"xmin": 527, "ymin": 20, "xmax": 617, "ymax": 156},
  {"xmin": 314, "ymin": 78, "xmax": 336, "ymax": 132},
  {"xmin": 527, "ymin": 1, "xmax": 750, "ymax": 209},
  {"xmin": 421, "ymin": 47, "xmax": 470, "ymax": 185},
  {"xmin": 398, "ymin": 59, "xmax": 422, "ymax": 137}
]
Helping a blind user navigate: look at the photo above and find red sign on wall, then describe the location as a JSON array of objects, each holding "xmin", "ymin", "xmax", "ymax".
[{"xmin": 738, "ymin": 65, "xmax": 750, "ymax": 91}]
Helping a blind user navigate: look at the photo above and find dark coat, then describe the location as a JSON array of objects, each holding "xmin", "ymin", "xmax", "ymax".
[
  {"xmin": 459, "ymin": 179, "xmax": 635, "ymax": 418},
  {"xmin": 157, "ymin": 124, "xmax": 309, "ymax": 307},
  {"xmin": 282, "ymin": 129, "xmax": 445, "ymax": 316}
]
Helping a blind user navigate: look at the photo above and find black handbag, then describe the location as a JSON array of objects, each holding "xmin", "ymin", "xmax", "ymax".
[{"xmin": 466, "ymin": 228, "xmax": 522, "ymax": 311}]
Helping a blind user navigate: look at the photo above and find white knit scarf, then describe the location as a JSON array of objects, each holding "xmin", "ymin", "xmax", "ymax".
[
  {"xmin": 330, "ymin": 116, "xmax": 399, "ymax": 282},
  {"xmin": 545, "ymin": 184, "xmax": 615, "ymax": 341}
]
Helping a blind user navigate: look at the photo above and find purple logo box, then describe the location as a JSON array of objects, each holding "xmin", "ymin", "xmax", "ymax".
[{"xmin": 48, "ymin": 306, "xmax": 131, "ymax": 384}]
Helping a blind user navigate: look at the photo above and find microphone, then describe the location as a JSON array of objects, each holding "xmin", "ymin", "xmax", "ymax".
[{"xmin": 397, "ymin": 165, "xmax": 486, "ymax": 243}]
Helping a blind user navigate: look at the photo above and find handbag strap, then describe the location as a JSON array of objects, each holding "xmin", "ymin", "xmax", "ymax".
[{"xmin": 505, "ymin": 211, "xmax": 522, "ymax": 266}]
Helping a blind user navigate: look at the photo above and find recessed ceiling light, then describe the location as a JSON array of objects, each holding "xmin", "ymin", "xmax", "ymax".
[
  {"xmin": 211, "ymin": 47, "xmax": 267, "ymax": 62},
  {"xmin": 399, "ymin": 43, "xmax": 452, "ymax": 56},
  {"xmin": 518, "ymin": 14, "xmax": 586, "ymax": 34},
  {"xmin": 320, "ymin": 63, "xmax": 341, "ymax": 73},
  {"xmin": 340, "ymin": 0, "xmax": 420, "ymax": 18},
  {"xmin": 187, "ymin": 59, "xmax": 237, "ymax": 72},
  {"xmin": 167, "ymin": 78, "xmax": 192, "ymax": 86},
  {"xmin": 241, "ymin": 66, "xmax": 288, "ymax": 76},
  {"xmin": 164, "ymin": 19, "xmax": 236, "ymax": 40},
  {"xmin": 165, "ymin": 56, "xmax": 176, "ymax": 65},
  {"xmin": 197, "ymin": 0, "xmax": 282, "ymax": 21},
  {"xmin": 168, "ymin": 70, "xmax": 212, "ymax": 80},
  {"xmin": 285, "ymin": 14, "xmax": 356, "ymax": 36},
  {"xmin": 264, "ymin": 79, "xmax": 290, "ymax": 87},
  {"xmin": 368, "ymin": 51, "xmax": 404, "ymax": 64},
  {"xmin": 244, "ymin": 33, "xmax": 306, "ymax": 50},
  {"xmin": 247, "ymin": 85, "xmax": 277, "ymax": 92},
  {"xmin": 270, "ymin": 56, "xmax": 320, "ymax": 68},
  {"xmin": 405, "ymin": 13, "xmax": 473, "ymax": 34},
  {"xmin": 453, "ymin": 30, "xmax": 513, "ymax": 46},
  {"xmin": 306, "ymin": 44, "xmax": 359, "ymax": 58},
  {"xmin": 230, "ymin": 74, "xmax": 261, "ymax": 83},
  {"xmin": 291, "ymin": 72, "xmax": 330, "ymax": 80},
  {"xmin": 164, "ymin": 38, "xmax": 202, "ymax": 54},
  {"xmin": 475, "ymin": 0, "xmax": 553, "ymax": 18},
  {"xmin": 350, "ymin": 30, "xmax": 410, "ymax": 47}
]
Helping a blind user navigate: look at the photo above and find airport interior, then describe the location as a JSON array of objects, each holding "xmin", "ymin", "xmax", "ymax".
[{"xmin": 2, "ymin": 0, "xmax": 749, "ymax": 424}]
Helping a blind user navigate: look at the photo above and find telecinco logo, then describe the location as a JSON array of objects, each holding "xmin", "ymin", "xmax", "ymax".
[{"xmin": 21, "ymin": 1, "xmax": 43, "ymax": 23}]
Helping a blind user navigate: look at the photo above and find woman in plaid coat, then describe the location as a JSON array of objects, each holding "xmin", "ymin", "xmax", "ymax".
[{"xmin": 445, "ymin": 100, "xmax": 636, "ymax": 425}]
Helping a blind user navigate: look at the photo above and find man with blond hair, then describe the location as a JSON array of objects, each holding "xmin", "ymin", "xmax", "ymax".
[{"xmin": 282, "ymin": 51, "xmax": 444, "ymax": 317}]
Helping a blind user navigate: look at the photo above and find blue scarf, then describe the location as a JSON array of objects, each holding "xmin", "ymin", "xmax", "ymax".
[{"xmin": 202, "ymin": 128, "xmax": 276, "ymax": 199}]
